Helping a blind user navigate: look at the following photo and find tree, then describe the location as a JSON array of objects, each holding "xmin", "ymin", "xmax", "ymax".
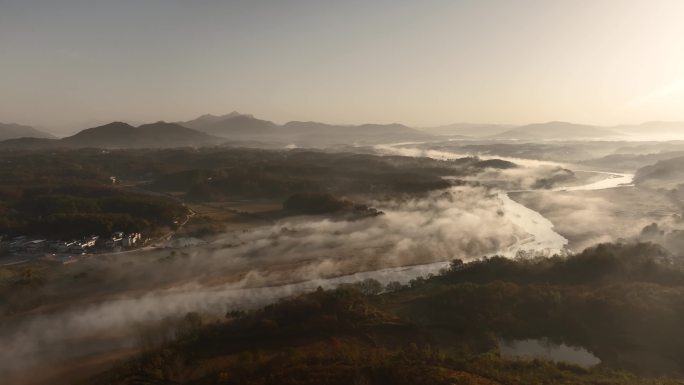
[
  {"xmin": 385, "ymin": 281, "xmax": 404, "ymax": 292},
  {"xmin": 358, "ymin": 278, "xmax": 383, "ymax": 295}
]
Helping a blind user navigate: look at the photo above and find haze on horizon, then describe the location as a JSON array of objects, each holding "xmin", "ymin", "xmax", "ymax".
[{"xmin": 2, "ymin": 0, "xmax": 684, "ymax": 132}]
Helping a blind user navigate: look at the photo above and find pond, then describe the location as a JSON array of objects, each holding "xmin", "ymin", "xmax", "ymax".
[{"xmin": 500, "ymin": 338, "xmax": 601, "ymax": 367}]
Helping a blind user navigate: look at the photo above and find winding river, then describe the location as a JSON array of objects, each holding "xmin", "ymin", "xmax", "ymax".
[
  {"xmin": 0, "ymin": 146, "xmax": 637, "ymax": 377},
  {"xmin": 320, "ymin": 167, "xmax": 634, "ymax": 286},
  {"xmin": 351, "ymin": 153, "xmax": 635, "ymax": 284},
  {"xmin": 79, "ymin": 148, "xmax": 637, "ymax": 314}
]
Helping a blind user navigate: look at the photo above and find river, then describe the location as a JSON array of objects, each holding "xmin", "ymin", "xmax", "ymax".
[
  {"xmin": 59, "ymin": 147, "xmax": 635, "ymax": 320},
  {"xmin": 0, "ymin": 146, "xmax": 637, "ymax": 378}
]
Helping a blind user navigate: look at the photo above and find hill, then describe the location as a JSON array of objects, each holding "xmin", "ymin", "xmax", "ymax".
[
  {"xmin": 0, "ymin": 137, "xmax": 62, "ymax": 150},
  {"xmin": 614, "ymin": 121, "xmax": 684, "ymax": 140},
  {"xmin": 492, "ymin": 121, "xmax": 620, "ymax": 140},
  {"xmin": 420, "ymin": 123, "xmax": 513, "ymax": 137},
  {"xmin": 0, "ymin": 123, "xmax": 55, "ymax": 141},
  {"xmin": 86, "ymin": 243, "xmax": 684, "ymax": 385},
  {"xmin": 0, "ymin": 122, "xmax": 223, "ymax": 150},
  {"xmin": 634, "ymin": 154, "xmax": 684, "ymax": 189},
  {"xmin": 582, "ymin": 151, "xmax": 684, "ymax": 172},
  {"xmin": 180, "ymin": 113, "xmax": 431, "ymax": 145},
  {"xmin": 283, "ymin": 121, "xmax": 430, "ymax": 144},
  {"xmin": 178, "ymin": 111, "xmax": 244, "ymax": 130},
  {"xmin": 59, "ymin": 121, "xmax": 221, "ymax": 148},
  {"xmin": 191, "ymin": 114, "xmax": 280, "ymax": 137}
]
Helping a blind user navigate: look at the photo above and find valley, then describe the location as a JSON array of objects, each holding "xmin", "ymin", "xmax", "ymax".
[{"xmin": 2, "ymin": 136, "xmax": 684, "ymax": 384}]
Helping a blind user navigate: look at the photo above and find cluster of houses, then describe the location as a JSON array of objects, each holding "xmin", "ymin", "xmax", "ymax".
[{"xmin": 0, "ymin": 232, "xmax": 144, "ymax": 256}]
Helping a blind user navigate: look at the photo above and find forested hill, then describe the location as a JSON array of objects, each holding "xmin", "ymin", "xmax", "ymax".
[
  {"xmin": 88, "ymin": 242, "xmax": 684, "ymax": 385},
  {"xmin": 634, "ymin": 154, "xmax": 684, "ymax": 189},
  {"xmin": 0, "ymin": 147, "xmax": 513, "ymax": 239}
]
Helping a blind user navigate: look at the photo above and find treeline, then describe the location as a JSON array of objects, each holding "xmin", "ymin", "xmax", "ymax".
[
  {"xmin": 0, "ymin": 150, "xmax": 188, "ymax": 238},
  {"xmin": 0, "ymin": 185, "xmax": 186, "ymax": 238},
  {"xmin": 435, "ymin": 242, "xmax": 679, "ymax": 286},
  {"xmin": 283, "ymin": 192, "xmax": 383, "ymax": 216},
  {"xmin": 389, "ymin": 242, "xmax": 684, "ymax": 375},
  {"xmin": 148, "ymin": 149, "xmax": 508, "ymax": 201},
  {"xmin": 0, "ymin": 147, "xmax": 512, "ymax": 205},
  {"xmin": 0, "ymin": 147, "xmax": 503, "ymax": 237}
]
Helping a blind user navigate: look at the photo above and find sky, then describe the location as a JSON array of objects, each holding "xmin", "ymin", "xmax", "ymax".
[{"xmin": 2, "ymin": 0, "xmax": 684, "ymax": 132}]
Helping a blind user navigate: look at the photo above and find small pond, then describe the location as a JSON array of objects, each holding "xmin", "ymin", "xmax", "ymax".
[{"xmin": 500, "ymin": 338, "xmax": 601, "ymax": 367}]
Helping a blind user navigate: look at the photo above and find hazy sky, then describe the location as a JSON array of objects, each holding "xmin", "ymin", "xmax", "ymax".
[{"xmin": 2, "ymin": 0, "xmax": 684, "ymax": 131}]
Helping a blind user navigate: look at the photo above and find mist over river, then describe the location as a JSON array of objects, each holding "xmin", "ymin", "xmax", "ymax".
[{"xmin": 0, "ymin": 145, "xmax": 636, "ymax": 381}]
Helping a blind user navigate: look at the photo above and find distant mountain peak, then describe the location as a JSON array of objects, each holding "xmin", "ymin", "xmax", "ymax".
[
  {"xmin": 197, "ymin": 114, "xmax": 220, "ymax": 119},
  {"xmin": 0, "ymin": 122, "xmax": 56, "ymax": 141},
  {"xmin": 179, "ymin": 112, "xmax": 257, "ymax": 130},
  {"xmin": 197, "ymin": 111, "xmax": 248, "ymax": 120}
]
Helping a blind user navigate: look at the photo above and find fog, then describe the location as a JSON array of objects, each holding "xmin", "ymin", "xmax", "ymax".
[
  {"xmin": 373, "ymin": 142, "xmax": 569, "ymax": 168},
  {"xmin": 4, "ymin": 0, "xmax": 684, "ymax": 381},
  {"xmin": 2, "ymin": 140, "xmax": 682, "ymax": 383},
  {"xmin": 0, "ymin": 152, "xmax": 586, "ymax": 379},
  {"xmin": 0, "ymin": 184, "xmax": 547, "ymax": 378}
]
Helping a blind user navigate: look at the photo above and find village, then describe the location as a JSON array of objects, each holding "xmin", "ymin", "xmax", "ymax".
[{"xmin": 0, "ymin": 232, "xmax": 145, "ymax": 264}]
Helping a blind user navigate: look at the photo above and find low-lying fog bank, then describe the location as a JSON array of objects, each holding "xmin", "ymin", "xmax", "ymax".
[
  {"xmin": 1, "ymin": 184, "xmax": 564, "ymax": 379},
  {"xmin": 4, "ymin": 140, "xmax": 680, "ymax": 384}
]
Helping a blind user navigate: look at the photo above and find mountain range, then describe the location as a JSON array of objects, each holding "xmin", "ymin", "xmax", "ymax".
[
  {"xmin": 2, "ymin": 114, "xmax": 684, "ymax": 150},
  {"xmin": 0, "ymin": 123, "xmax": 55, "ymax": 141},
  {"xmin": 0, "ymin": 122, "xmax": 219, "ymax": 150},
  {"xmin": 420, "ymin": 121, "xmax": 684, "ymax": 140},
  {"xmin": 419, "ymin": 123, "xmax": 514, "ymax": 137},
  {"xmin": 0, "ymin": 115, "xmax": 429, "ymax": 150},
  {"xmin": 491, "ymin": 121, "xmax": 622, "ymax": 140},
  {"xmin": 178, "ymin": 113, "xmax": 430, "ymax": 144}
]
